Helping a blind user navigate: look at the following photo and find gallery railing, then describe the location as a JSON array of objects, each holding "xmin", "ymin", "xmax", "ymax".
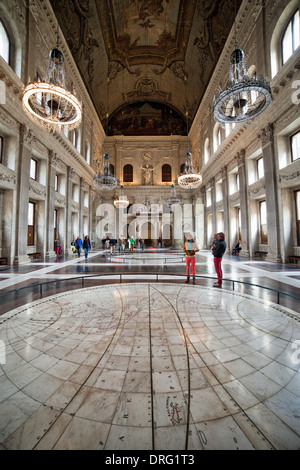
[{"xmin": 0, "ymin": 272, "xmax": 300, "ymax": 316}]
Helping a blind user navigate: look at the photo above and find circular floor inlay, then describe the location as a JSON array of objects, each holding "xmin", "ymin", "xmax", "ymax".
[{"xmin": 0, "ymin": 284, "xmax": 300, "ymax": 450}]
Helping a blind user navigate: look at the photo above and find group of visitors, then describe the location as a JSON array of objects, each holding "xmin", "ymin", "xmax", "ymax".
[
  {"xmin": 71, "ymin": 235, "xmax": 91, "ymax": 259},
  {"xmin": 66, "ymin": 230, "xmax": 234, "ymax": 286},
  {"xmin": 101, "ymin": 236, "xmax": 145, "ymax": 253},
  {"xmin": 183, "ymin": 231, "xmax": 227, "ymax": 288}
]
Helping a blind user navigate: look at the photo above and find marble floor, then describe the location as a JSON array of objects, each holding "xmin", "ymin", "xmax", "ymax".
[{"xmin": 0, "ymin": 250, "xmax": 300, "ymax": 450}]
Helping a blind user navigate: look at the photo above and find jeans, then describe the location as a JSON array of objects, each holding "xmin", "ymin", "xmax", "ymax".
[
  {"xmin": 185, "ymin": 256, "xmax": 196, "ymax": 277},
  {"xmin": 84, "ymin": 248, "xmax": 89, "ymax": 259},
  {"xmin": 214, "ymin": 257, "xmax": 223, "ymax": 285}
]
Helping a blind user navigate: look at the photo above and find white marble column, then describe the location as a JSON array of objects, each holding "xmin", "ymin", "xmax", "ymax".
[
  {"xmin": 13, "ymin": 125, "xmax": 32, "ymax": 265},
  {"xmin": 79, "ymin": 177, "xmax": 84, "ymax": 237},
  {"xmin": 45, "ymin": 150, "xmax": 57, "ymax": 259},
  {"xmin": 258, "ymin": 124, "xmax": 282, "ymax": 263},
  {"xmin": 64, "ymin": 166, "xmax": 74, "ymax": 254},
  {"xmin": 221, "ymin": 166, "xmax": 230, "ymax": 252},
  {"xmin": 237, "ymin": 150, "xmax": 250, "ymax": 257},
  {"xmin": 210, "ymin": 177, "xmax": 216, "ymax": 234}
]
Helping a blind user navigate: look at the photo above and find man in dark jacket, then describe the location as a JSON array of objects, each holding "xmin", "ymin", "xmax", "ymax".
[{"xmin": 212, "ymin": 232, "xmax": 226, "ymax": 288}]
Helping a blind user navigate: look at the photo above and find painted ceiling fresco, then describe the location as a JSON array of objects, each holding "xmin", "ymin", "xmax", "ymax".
[
  {"xmin": 111, "ymin": 0, "xmax": 180, "ymax": 46},
  {"xmin": 107, "ymin": 101, "xmax": 187, "ymax": 136},
  {"xmin": 96, "ymin": 0, "xmax": 196, "ymax": 67},
  {"xmin": 50, "ymin": 0, "xmax": 241, "ymax": 134}
]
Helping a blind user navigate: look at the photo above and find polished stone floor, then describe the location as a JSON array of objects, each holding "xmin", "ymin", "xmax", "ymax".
[{"xmin": 0, "ymin": 249, "xmax": 300, "ymax": 450}]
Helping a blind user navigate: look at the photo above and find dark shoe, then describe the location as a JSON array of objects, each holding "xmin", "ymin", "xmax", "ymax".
[
  {"xmin": 213, "ymin": 284, "xmax": 222, "ymax": 288},
  {"xmin": 185, "ymin": 278, "xmax": 190, "ymax": 284},
  {"xmin": 193, "ymin": 277, "xmax": 196, "ymax": 284}
]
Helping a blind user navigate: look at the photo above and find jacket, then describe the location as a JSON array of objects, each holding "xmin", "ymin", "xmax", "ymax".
[
  {"xmin": 212, "ymin": 240, "xmax": 226, "ymax": 258},
  {"xmin": 75, "ymin": 238, "xmax": 82, "ymax": 247},
  {"xmin": 83, "ymin": 238, "xmax": 91, "ymax": 249},
  {"xmin": 184, "ymin": 240, "xmax": 199, "ymax": 257}
]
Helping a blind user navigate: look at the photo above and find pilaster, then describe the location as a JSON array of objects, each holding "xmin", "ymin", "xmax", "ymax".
[
  {"xmin": 13, "ymin": 125, "xmax": 33, "ymax": 265},
  {"xmin": 45, "ymin": 150, "xmax": 57, "ymax": 259},
  {"xmin": 258, "ymin": 124, "xmax": 282, "ymax": 263},
  {"xmin": 236, "ymin": 150, "xmax": 250, "ymax": 257}
]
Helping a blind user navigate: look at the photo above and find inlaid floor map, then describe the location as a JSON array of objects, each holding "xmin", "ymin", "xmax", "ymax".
[{"xmin": 0, "ymin": 284, "xmax": 299, "ymax": 450}]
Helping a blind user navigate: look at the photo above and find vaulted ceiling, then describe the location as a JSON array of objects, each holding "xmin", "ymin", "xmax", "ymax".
[{"xmin": 50, "ymin": 0, "xmax": 241, "ymax": 135}]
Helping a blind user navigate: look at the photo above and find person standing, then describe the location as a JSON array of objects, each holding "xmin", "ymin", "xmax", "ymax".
[
  {"xmin": 232, "ymin": 240, "xmax": 241, "ymax": 255},
  {"xmin": 129, "ymin": 236, "xmax": 135, "ymax": 253},
  {"xmin": 75, "ymin": 236, "xmax": 83, "ymax": 257},
  {"xmin": 183, "ymin": 233, "xmax": 199, "ymax": 284},
  {"xmin": 83, "ymin": 235, "xmax": 91, "ymax": 260},
  {"xmin": 54, "ymin": 239, "xmax": 60, "ymax": 256},
  {"xmin": 212, "ymin": 232, "xmax": 226, "ymax": 288},
  {"xmin": 119, "ymin": 237, "xmax": 125, "ymax": 253},
  {"xmin": 139, "ymin": 238, "xmax": 145, "ymax": 252}
]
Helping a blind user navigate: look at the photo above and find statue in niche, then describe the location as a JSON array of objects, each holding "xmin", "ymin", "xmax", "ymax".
[{"xmin": 141, "ymin": 164, "xmax": 154, "ymax": 185}]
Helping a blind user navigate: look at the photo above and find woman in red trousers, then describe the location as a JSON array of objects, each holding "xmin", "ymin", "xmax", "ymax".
[
  {"xmin": 212, "ymin": 232, "xmax": 226, "ymax": 288},
  {"xmin": 183, "ymin": 234, "xmax": 199, "ymax": 284}
]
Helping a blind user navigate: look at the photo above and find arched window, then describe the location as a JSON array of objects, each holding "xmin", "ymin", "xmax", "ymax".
[
  {"xmin": 85, "ymin": 142, "xmax": 90, "ymax": 164},
  {"xmin": 0, "ymin": 20, "xmax": 10, "ymax": 64},
  {"xmin": 271, "ymin": 2, "xmax": 300, "ymax": 77},
  {"xmin": 204, "ymin": 138, "xmax": 210, "ymax": 164},
  {"xmin": 282, "ymin": 9, "xmax": 299, "ymax": 65},
  {"xmin": 162, "ymin": 163, "xmax": 172, "ymax": 182},
  {"xmin": 109, "ymin": 164, "xmax": 114, "ymax": 176},
  {"xmin": 213, "ymin": 123, "xmax": 222, "ymax": 153},
  {"xmin": 123, "ymin": 164, "xmax": 133, "ymax": 182}
]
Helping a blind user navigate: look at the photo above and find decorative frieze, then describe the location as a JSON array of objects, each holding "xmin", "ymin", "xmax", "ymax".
[
  {"xmin": 55, "ymin": 193, "xmax": 66, "ymax": 206},
  {"xmin": 0, "ymin": 166, "xmax": 16, "ymax": 186},
  {"xmin": 29, "ymin": 180, "xmax": 46, "ymax": 198},
  {"xmin": 229, "ymin": 193, "xmax": 240, "ymax": 205},
  {"xmin": 248, "ymin": 180, "xmax": 266, "ymax": 198}
]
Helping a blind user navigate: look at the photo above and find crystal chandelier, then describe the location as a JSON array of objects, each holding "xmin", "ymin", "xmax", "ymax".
[
  {"xmin": 166, "ymin": 183, "xmax": 180, "ymax": 205},
  {"xmin": 178, "ymin": 82, "xmax": 202, "ymax": 190},
  {"xmin": 93, "ymin": 67, "xmax": 117, "ymax": 191},
  {"xmin": 93, "ymin": 153, "xmax": 117, "ymax": 191},
  {"xmin": 114, "ymin": 185, "xmax": 129, "ymax": 209},
  {"xmin": 178, "ymin": 151, "xmax": 202, "ymax": 189},
  {"xmin": 22, "ymin": 29, "xmax": 82, "ymax": 131},
  {"xmin": 213, "ymin": 9, "xmax": 271, "ymax": 124}
]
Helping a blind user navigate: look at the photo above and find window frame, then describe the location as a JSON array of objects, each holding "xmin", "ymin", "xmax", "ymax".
[
  {"xmin": 162, "ymin": 163, "xmax": 172, "ymax": 182},
  {"xmin": 0, "ymin": 19, "xmax": 10, "ymax": 64},
  {"xmin": 281, "ymin": 9, "xmax": 300, "ymax": 65},
  {"xmin": 236, "ymin": 173, "xmax": 240, "ymax": 192},
  {"xmin": 54, "ymin": 174, "xmax": 59, "ymax": 191},
  {"xmin": 295, "ymin": 190, "xmax": 300, "ymax": 246},
  {"xmin": 28, "ymin": 201, "xmax": 35, "ymax": 246},
  {"xmin": 291, "ymin": 130, "xmax": 300, "ymax": 162},
  {"xmin": 257, "ymin": 157, "xmax": 264, "ymax": 180},
  {"xmin": 30, "ymin": 158, "xmax": 37, "ymax": 181},
  {"xmin": 123, "ymin": 164, "xmax": 133, "ymax": 183},
  {"xmin": 0, "ymin": 135, "xmax": 3, "ymax": 164},
  {"xmin": 54, "ymin": 208, "xmax": 58, "ymax": 242},
  {"xmin": 259, "ymin": 200, "xmax": 268, "ymax": 245}
]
